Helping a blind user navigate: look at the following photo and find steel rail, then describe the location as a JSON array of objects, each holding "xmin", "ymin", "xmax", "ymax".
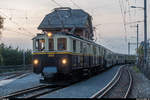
[
  {"xmin": 98, "ymin": 69, "xmax": 122, "ymax": 98},
  {"xmin": 23, "ymin": 87, "xmax": 61, "ymax": 98},
  {"xmin": 0, "ymin": 71, "xmax": 31, "ymax": 81},
  {"xmin": 91, "ymin": 65, "xmax": 133, "ymax": 98},
  {"xmin": 90, "ymin": 65, "xmax": 123, "ymax": 98},
  {"xmin": 124, "ymin": 69, "xmax": 132, "ymax": 98},
  {"xmin": 0, "ymin": 74, "xmax": 17, "ymax": 81},
  {"xmin": 0, "ymin": 84, "xmax": 50, "ymax": 99}
]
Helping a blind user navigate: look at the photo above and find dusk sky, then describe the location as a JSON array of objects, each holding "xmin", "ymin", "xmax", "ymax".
[{"xmin": 0, "ymin": 0, "xmax": 149, "ymax": 54}]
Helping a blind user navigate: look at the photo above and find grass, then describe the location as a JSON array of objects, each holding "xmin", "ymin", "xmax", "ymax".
[{"xmin": 133, "ymin": 65, "xmax": 140, "ymax": 73}]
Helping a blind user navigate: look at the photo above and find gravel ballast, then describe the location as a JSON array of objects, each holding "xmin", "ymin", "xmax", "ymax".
[
  {"xmin": 103, "ymin": 67, "xmax": 130, "ymax": 98},
  {"xmin": 128, "ymin": 65, "xmax": 150, "ymax": 98}
]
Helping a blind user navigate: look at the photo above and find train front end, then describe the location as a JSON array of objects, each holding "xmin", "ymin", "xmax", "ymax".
[{"xmin": 32, "ymin": 32, "xmax": 71, "ymax": 79}]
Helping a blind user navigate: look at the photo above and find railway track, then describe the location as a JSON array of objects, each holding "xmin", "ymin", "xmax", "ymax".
[
  {"xmin": 0, "ymin": 84, "xmax": 64, "ymax": 99},
  {"xmin": 0, "ymin": 72, "xmax": 31, "ymax": 82},
  {"xmin": 0, "ymin": 70, "xmax": 32, "ymax": 80},
  {"xmin": 90, "ymin": 65, "xmax": 132, "ymax": 98}
]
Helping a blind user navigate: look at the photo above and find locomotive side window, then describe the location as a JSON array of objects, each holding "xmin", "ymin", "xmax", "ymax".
[
  {"xmin": 49, "ymin": 39, "xmax": 54, "ymax": 51},
  {"xmin": 80, "ymin": 42, "xmax": 83, "ymax": 53},
  {"xmin": 35, "ymin": 40, "xmax": 39, "ymax": 49},
  {"xmin": 93, "ymin": 46, "xmax": 96, "ymax": 56},
  {"xmin": 35, "ymin": 39, "xmax": 45, "ymax": 51},
  {"xmin": 57, "ymin": 38, "xmax": 67, "ymax": 50},
  {"xmin": 73, "ymin": 40, "xmax": 76, "ymax": 52}
]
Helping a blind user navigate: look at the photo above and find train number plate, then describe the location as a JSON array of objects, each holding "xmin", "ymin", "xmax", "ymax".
[{"xmin": 48, "ymin": 54, "xmax": 54, "ymax": 57}]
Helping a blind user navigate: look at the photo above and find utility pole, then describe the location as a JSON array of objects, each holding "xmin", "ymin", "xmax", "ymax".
[
  {"xmin": 130, "ymin": 0, "xmax": 148, "ymax": 64},
  {"xmin": 128, "ymin": 42, "xmax": 130, "ymax": 55},
  {"xmin": 137, "ymin": 24, "xmax": 139, "ymax": 50},
  {"xmin": 130, "ymin": 24, "xmax": 139, "ymax": 52},
  {"xmin": 144, "ymin": 0, "xmax": 147, "ymax": 64},
  {"xmin": 136, "ymin": 24, "xmax": 139, "ymax": 64},
  {"xmin": 128, "ymin": 42, "xmax": 140, "ymax": 55}
]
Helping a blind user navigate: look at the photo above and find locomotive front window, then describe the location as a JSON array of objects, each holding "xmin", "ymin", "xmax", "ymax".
[
  {"xmin": 49, "ymin": 39, "xmax": 54, "ymax": 51},
  {"xmin": 35, "ymin": 39, "xmax": 45, "ymax": 51},
  {"xmin": 57, "ymin": 38, "xmax": 67, "ymax": 50}
]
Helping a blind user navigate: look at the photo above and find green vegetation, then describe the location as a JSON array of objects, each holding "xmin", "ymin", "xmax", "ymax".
[
  {"xmin": 0, "ymin": 16, "xmax": 3, "ymax": 29},
  {"xmin": 137, "ymin": 45, "xmax": 144, "ymax": 56},
  {"xmin": 0, "ymin": 43, "xmax": 32, "ymax": 65},
  {"xmin": 133, "ymin": 65, "xmax": 140, "ymax": 73},
  {"xmin": 0, "ymin": 16, "xmax": 32, "ymax": 67},
  {"xmin": 0, "ymin": 15, "xmax": 3, "ymax": 38}
]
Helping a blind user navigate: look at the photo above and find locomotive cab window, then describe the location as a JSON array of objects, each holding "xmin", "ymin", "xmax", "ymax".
[
  {"xmin": 49, "ymin": 39, "xmax": 54, "ymax": 51},
  {"xmin": 57, "ymin": 38, "xmax": 67, "ymax": 50},
  {"xmin": 35, "ymin": 39, "xmax": 45, "ymax": 51}
]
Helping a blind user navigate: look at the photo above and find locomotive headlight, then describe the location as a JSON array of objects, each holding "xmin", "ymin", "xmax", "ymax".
[
  {"xmin": 33, "ymin": 59, "xmax": 39, "ymax": 65},
  {"xmin": 62, "ymin": 58, "xmax": 67, "ymax": 65},
  {"xmin": 47, "ymin": 32, "xmax": 52, "ymax": 37}
]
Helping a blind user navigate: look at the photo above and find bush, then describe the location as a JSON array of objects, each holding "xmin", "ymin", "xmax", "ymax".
[
  {"xmin": 0, "ymin": 43, "xmax": 32, "ymax": 65},
  {"xmin": 133, "ymin": 65, "xmax": 140, "ymax": 73}
]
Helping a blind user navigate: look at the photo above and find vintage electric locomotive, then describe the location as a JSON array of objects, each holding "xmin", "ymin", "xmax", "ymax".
[{"xmin": 32, "ymin": 7, "xmax": 136, "ymax": 80}]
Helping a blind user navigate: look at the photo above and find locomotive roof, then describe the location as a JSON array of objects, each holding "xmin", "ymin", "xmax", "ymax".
[{"xmin": 38, "ymin": 7, "xmax": 92, "ymax": 30}]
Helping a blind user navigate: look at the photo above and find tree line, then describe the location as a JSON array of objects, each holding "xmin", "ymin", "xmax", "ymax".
[
  {"xmin": 0, "ymin": 15, "xmax": 32, "ymax": 66},
  {"xmin": 0, "ymin": 43, "xmax": 32, "ymax": 66},
  {"xmin": 0, "ymin": 15, "xmax": 4, "ymax": 39}
]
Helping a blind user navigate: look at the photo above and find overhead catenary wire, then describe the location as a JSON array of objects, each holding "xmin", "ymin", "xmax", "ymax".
[
  {"xmin": 68, "ymin": 0, "xmax": 121, "ymax": 50},
  {"xmin": 70, "ymin": 0, "xmax": 81, "ymax": 9},
  {"xmin": 126, "ymin": 0, "xmax": 134, "ymax": 32},
  {"xmin": 127, "ymin": 0, "xmax": 131, "ymax": 17},
  {"xmin": 0, "ymin": 10, "xmax": 35, "ymax": 37},
  {"xmin": 51, "ymin": 0, "xmax": 62, "ymax": 7},
  {"xmin": 0, "ymin": 0, "xmax": 140, "ymax": 53},
  {"xmin": 120, "ymin": 0, "xmax": 143, "ymax": 54},
  {"xmin": 93, "ymin": 27, "xmax": 119, "ymax": 50},
  {"xmin": 118, "ymin": 0, "xmax": 128, "ymax": 44},
  {"xmin": 134, "ymin": 0, "xmax": 137, "ymax": 16},
  {"xmin": 69, "ymin": 0, "xmax": 94, "ymax": 15},
  {"xmin": 4, "ymin": 28, "xmax": 34, "ymax": 37}
]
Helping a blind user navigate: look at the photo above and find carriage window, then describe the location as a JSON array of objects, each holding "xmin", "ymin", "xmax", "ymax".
[
  {"xmin": 99, "ymin": 47, "xmax": 101, "ymax": 55},
  {"xmin": 49, "ymin": 39, "xmax": 54, "ymax": 51},
  {"xmin": 80, "ymin": 42, "xmax": 83, "ymax": 53},
  {"xmin": 35, "ymin": 40, "xmax": 39, "ymax": 49},
  {"xmin": 73, "ymin": 40, "xmax": 76, "ymax": 52},
  {"xmin": 57, "ymin": 38, "xmax": 67, "ymax": 50},
  {"xmin": 93, "ymin": 46, "xmax": 96, "ymax": 55},
  {"xmin": 35, "ymin": 39, "xmax": 45, "ymax": 51}
]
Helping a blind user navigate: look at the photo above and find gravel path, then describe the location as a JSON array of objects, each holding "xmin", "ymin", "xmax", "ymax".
[{"xmin": 128, "ymin": 65, "xmax": 150, "ymax": 98}]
